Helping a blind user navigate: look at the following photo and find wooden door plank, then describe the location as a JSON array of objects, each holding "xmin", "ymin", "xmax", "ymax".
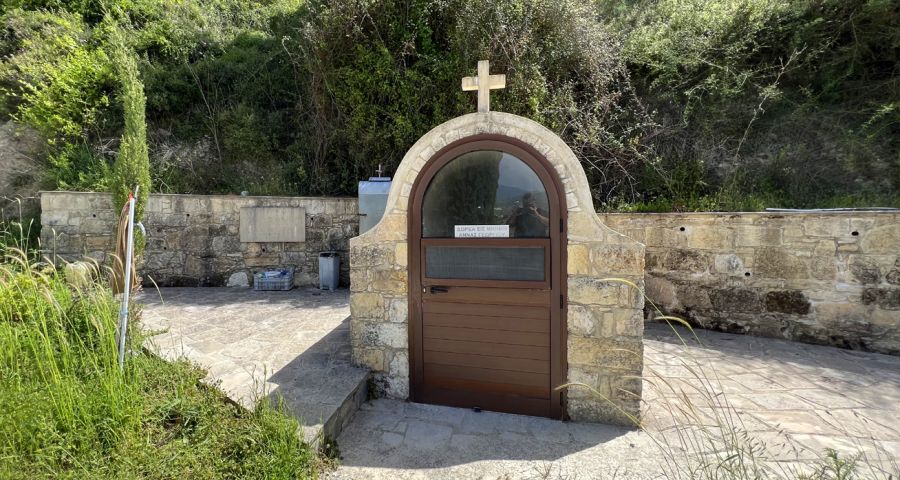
[
  {"xmin": 425, "ymin": 363, "xmax": 550, "ymax": 388},
  {"xmin": 422, "ymin": 338, "xmax": 550, "ymax": 361},
  {"xmin": 423, "ymin": 313, "xmax": 549, "ymax": 333},
  {"xmin": 423, "ymin": 375, "xmax": 549, "ymax": 399},
  {"xmin": 423, "ymin": 302, "xmax": 549, "ymax": 319},
  {"xmin": 424, "ymin": 325, "xmax": 549, "ymax": 346},
  {"xmin": 424, "ymin": 350, "xmax": 550, "ymax": 374},
  {"xmin": 423, "ymin": 287, "xmax": 550, "ymax": 306}
]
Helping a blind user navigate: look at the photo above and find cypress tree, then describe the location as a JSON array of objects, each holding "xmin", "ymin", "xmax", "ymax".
[{"xmin": 107, "ymin": 19, "xmax": 150, "ymax": 252}]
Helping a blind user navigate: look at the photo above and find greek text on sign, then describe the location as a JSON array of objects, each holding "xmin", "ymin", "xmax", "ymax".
[{"xmin": 454, "ymin": 225, "xmax": 510, "ymax": 238}]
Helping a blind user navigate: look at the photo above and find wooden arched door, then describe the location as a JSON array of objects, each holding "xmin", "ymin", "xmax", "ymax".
[{"xmin": 408, "ymin": 135, "xmax": 567, "ymax": 418}]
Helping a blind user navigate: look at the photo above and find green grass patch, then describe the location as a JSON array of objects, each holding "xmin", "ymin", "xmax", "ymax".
[{"xmin": 0, "ymin": 250, "xmax": 319, "ymax": 479}]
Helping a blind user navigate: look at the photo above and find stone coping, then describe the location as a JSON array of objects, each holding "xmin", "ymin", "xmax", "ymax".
[
  {"xmin": 39, "ymin": 190, "xmax": 356, "ymax": 202},
  {"xmin": 602, "ymin": 210, "xmax": 899, "ymax": 216}
]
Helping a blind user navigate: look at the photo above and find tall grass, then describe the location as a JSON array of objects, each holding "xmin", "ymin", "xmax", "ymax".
[
  {"xmin": 563, "ymin": 278, "xmax": 899, "ymax": 480},
  {"xmin": 0, "ymin": 197, "xmax": 40, "ymax": 261},
  {"xmin": 0, "ymin": 249, "xmax": 133, "ymax": 475},
  {"xmin": 0, "ymin": 245, "xmax": 317, "ymax": 477}
]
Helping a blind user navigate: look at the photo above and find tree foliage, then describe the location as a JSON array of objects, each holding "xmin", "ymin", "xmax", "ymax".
[
  {"xmin": 617, "ymin": 0, "xmax": 900, "ymax": 209},
  {"xmin": 0, "ymin": 0, "xmax": 897, "ymax": 210},
  {"xmin": 0, "ymin": 9, "xmax": 112, "ymax": 141},
  {"xmin": 289, "ymin": 0, "xmax": 652, "ymax": 197}
]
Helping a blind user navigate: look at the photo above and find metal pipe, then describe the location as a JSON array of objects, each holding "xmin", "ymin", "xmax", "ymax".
[{"xmin": 117, "ymin": 186, "xmax": 138, "ymax": 370}]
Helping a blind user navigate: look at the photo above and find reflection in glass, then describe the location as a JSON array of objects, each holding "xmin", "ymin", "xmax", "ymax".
[{"xmin": 422, "ymin": 151, "xmax": 550, "ymax": 238}]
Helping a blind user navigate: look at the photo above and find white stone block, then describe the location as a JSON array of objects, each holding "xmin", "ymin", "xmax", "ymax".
[{"xmin": 226, "ymin": 271, "xmax": 249, "ymax": 287}]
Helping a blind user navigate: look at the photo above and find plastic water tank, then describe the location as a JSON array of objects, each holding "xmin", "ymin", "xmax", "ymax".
[{"xmin": 358, "ymin": 176, "xmax": 392, "ymax": 234}]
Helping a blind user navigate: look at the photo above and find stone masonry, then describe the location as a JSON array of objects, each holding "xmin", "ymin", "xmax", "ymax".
[
  {"xmin": 349, "ymin": 112, "xmax": 646, "ymax": 426},
  {"xmin": 40, "ymin": 192, "xmax": 358, "ymax": 287},
  {"xmin": 602, "ymin": 212, "xmax": 900, "ymax": 355}
]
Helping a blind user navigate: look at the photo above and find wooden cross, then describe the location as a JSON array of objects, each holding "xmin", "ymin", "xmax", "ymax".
[{"xmin": 462, "ymin": 60, "xmax": 506, "ymax": 113}]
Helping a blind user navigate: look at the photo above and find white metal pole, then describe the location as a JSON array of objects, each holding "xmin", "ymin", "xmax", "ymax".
[{"xmin": 117, "ymin": 186, "xmax": 138, "ymax": 370}]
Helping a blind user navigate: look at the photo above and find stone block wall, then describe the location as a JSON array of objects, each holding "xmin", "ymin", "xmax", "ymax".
[
  {"xmin": 40, "ymin": 191, "xmax": 358, "ymax": 287},
  {"xmin": 350, "ymin": 112, "xmax": 645, "ymax": 426},
  {"xmin": 601, "ymin": 212, "xmax": 900, "ymax": 355}
]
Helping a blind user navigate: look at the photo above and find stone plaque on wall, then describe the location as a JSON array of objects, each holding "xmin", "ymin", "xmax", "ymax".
[{"xmin": 240, "ymin": 207, "xmax": 306, "ymax": 242}]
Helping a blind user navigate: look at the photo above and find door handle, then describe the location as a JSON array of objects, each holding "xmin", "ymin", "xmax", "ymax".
[{"xmin": 429, "ymin": 286, "xmax": 449, "ymax": 294}]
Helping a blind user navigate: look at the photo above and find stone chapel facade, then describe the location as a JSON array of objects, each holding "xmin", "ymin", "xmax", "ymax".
[{"xmin": 349, "ymin": 111, "xmax": 645, "ymax": 426}]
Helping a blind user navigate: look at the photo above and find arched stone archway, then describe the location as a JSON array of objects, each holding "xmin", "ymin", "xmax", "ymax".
[{"xmin": 350, "ymin": 112, "xmax": 645, "ymax": 425}]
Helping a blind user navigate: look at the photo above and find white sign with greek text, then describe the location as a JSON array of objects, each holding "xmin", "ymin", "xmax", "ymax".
[{"xmin": 454, "ymin": 225, "xmax": 510, "ymax": 238}]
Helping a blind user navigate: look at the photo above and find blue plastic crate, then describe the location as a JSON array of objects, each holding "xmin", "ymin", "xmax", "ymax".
[{"xmin": 253, "ymin": 269, "xmax": 294, "ymax": 291}]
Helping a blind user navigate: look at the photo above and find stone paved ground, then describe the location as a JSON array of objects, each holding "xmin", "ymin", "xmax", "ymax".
[
  {"xmin": 328, "ymin": 399, "xmax": 661, "ymax": 479},
  {"xmin": 139, "ymin": 287, "xmax": 368, "ymax": 443},
  {"xmin": 329, "ymin": 324, "xmax": 900, "ymax": 479},
  {"xmin": 642, "ymin": 324, "xmax": 900, "ymax": 477},
  {"xmin": 138, "ymin": 288, "xmax": 900, "ymax": 478}
]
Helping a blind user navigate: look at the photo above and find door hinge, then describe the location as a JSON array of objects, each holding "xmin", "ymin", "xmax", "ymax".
[
  {"xmin": 560, "ymin": 294, "xmax": 565, "ymax": 309},
  {"xmin": 559, "ymin": 218, "xmax": 564, "ymax": 233}
]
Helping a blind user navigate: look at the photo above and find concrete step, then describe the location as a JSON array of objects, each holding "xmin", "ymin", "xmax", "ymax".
[
  {"xmin": 280, "ymin": 366, "xmax": 369, "ymax": 446},
  {"xmin": 139, "ymin": 287, "xmax": 369, "ymax": 450}
]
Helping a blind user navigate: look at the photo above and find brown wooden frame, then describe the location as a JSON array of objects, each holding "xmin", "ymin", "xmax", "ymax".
[{"xmin": 408, "ymin": 134, "xmax": 568, "ymax": 419}]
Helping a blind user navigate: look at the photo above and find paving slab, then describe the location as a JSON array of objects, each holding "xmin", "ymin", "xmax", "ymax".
[{"xmin": 139, "ymin": 287, "xmax": 367, "ymax": 445}]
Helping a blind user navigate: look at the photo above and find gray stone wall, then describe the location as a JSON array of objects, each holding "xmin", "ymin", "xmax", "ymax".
[
  {"xmin": 40, "ymin": 192, "xmax": 358, "ymax": 287},
  {"xmin": 601, "ymin": 212, "xmax": 900, "ymax": 355}
]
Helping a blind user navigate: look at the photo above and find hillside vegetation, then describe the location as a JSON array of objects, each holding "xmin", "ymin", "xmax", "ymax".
[{"xmin": 0, "ymin": 0, "xmax": 897, "ymax": 211}]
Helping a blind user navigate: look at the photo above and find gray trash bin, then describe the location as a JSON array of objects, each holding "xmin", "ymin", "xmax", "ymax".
[{"xmin": 319, "ymin": 252, "xmax": 340, "ymax": 290}]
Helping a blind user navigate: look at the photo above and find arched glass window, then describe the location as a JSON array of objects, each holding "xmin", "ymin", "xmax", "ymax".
[{"xmin": 422, "ymin": 151, "xmax": 550, "ymax": 238}]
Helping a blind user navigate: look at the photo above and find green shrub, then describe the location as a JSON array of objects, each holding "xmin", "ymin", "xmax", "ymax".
[
  {"xmin": 618, "ymin": 0, "xmax": 900, "ymax": 209},
  {"xmin": 0, "ymin": 8, "xmax": 114, "ymax": 141},
  {"xmin": 47, "ymin": 142, "xmax": 110, "ymax": 191},
  {"xmin": 289, "ymin": 0, "xmax": 654, "ymax": 196},
  {"xmin": 0, "ymin": 8, "xmax": 116, "ymax": 193}
]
